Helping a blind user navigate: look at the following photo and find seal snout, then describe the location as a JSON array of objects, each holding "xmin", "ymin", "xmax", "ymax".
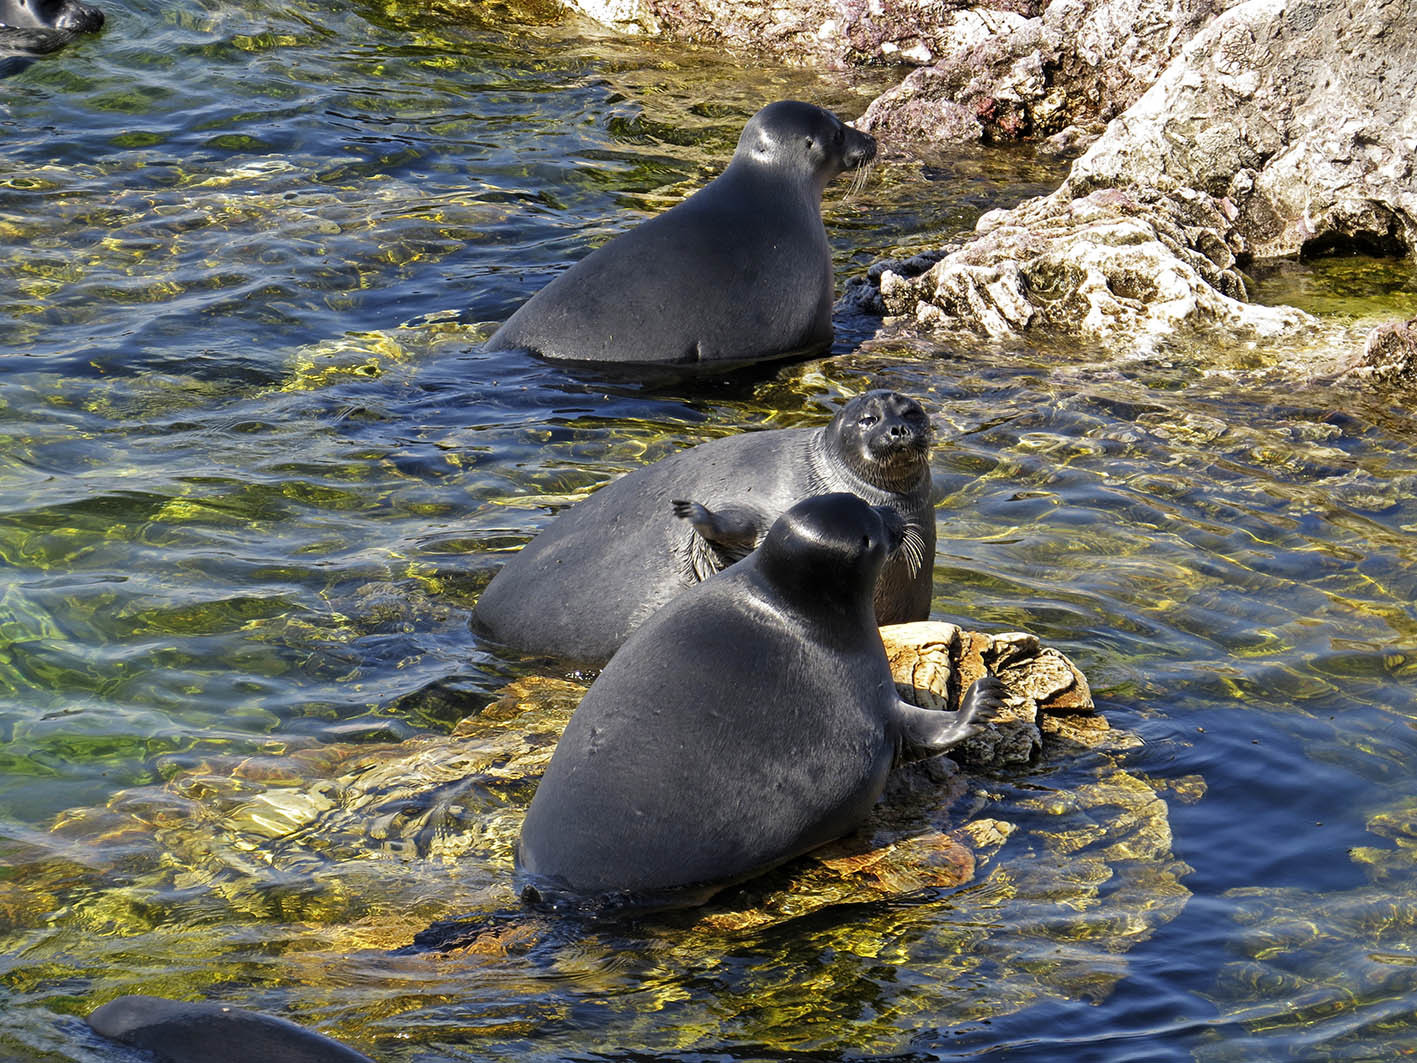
[{"xmin": 842, "ymin": 126, "xmax": 877, "ymax": 170}]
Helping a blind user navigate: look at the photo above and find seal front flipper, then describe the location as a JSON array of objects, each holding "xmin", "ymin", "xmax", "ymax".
[
  {"xmin": 672, "ymin": 498, "xmax": 767, "ymax": 580},
  {"xmin": 894, "ymin": 674, "xmax": 1005, "ymax": 761}
]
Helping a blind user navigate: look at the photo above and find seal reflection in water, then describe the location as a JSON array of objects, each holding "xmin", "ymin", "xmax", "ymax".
[
  {"xmin": 485, "ymin": 100, "xmax": 876, "ymax": 367},
  {"xmin": 516, "ymin": 493, "xmax": 1003, "ymax": 911},
  {"xmin": 472, "ymin": 390, "xmax": 937, "ymax": 665},
  {"xmin": 87, "ymin": 995, "xmax": 374, "ymax": 1063}
]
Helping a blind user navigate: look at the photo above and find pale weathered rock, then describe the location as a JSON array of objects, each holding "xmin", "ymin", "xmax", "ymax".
[
  {"xmin": 880, "ymin": 620, "xmax": 1099, "ymax": 768},
  {"xmin": 1067, "ymin": 0, "xmax": 1417, "ymax": 261},
  {"xmin": 862, "ymin": 0, "xmax": 1417, "ymax": 357},
  {"xmin": 872, "ymin": 184, "xmax": 1312, "ymax": 350}
]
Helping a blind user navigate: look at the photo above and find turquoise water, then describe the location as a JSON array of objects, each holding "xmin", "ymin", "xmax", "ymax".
[{"xmin": 4, "ymin": 0, "xmax": 1417, "ymax": 1060}]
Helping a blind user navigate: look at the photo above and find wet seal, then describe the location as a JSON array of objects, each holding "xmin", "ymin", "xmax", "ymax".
[
  {"xmin": 485, "ymin": 100, "xmax": 876, "ymax": 368},
  {"xmin": 1, "ymin": 0, "xmax": 103, "ymax": 72},
  {"xmin": 515, "ymin": 493, "xmax": 1003, "ymax": 912},
  {"xmin": 472, "ymin": 390, "xmax": 937, "ymax": 666},
  {"xmin": 87, "ymin": 995, "xmax": 374, "ymax": 1063}
]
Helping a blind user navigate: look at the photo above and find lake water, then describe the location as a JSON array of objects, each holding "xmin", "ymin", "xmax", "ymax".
[{"xmin": 4, "ymin": 1, "xmax": 1417, "ymax": 1060}]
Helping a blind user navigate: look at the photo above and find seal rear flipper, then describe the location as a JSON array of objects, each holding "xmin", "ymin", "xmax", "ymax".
[
  {"xmin": 894, "ymin": 674, "xmax": 1005, "ymax": 761},
  {"xmin": 671, "ymin": 498, "xmax": 767, "ymax": 581}
]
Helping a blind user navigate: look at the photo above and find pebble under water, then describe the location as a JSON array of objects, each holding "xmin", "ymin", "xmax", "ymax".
[{"xmin": 3, "ymin": 1, "xmax": 1417, "ymax": 1060}]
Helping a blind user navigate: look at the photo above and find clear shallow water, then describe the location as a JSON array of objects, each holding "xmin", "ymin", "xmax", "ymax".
[{"xmin": 3, "ymin": 1, "xmax": 1417, "ymax": 1060}]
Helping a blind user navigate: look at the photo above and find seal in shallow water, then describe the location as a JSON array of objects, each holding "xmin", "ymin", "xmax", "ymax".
[
  {"xmin": 88, "ymin": 995, "xmax": 374, "ymax": 1063},
  {"xmin": 515, "ymin": 492, "xmax": 1003, "ymax": 911},
  {"xmin": 484, "ymin": 100, "xmax": 876, "ymax": 367},
  {"xmin": 0, "ymin": 0, "xmax": 102, "ymax": 71},
  {"xmin": 472, "ymin": 389, "xmax": 936, "ymax": 665},
  {"xmin": 0, "ymin": 0, "xmax": 101, "ymax": 30}
]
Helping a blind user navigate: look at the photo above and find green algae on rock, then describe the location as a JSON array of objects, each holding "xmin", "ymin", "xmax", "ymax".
[{"xmin": 2, "ymin": 626, "xmax": 1196, "ymax": 1057}]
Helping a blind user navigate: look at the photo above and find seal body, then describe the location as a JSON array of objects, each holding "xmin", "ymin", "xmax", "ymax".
[
  {"xmin": 485, "ymin": 100, "xmax": 876, "ymax": 366},
  {"xmin": 0, "ymin": 0, "xmax": 102, "ymax": 66},
  {"xmin": 0, "ymin": 0, "xmax": 101, "ymax": 29},
  {"xmin": 88, "ymin": 995, "xmax": 374, "ymax": 1063},
  {"xmin": 515, "ymin": 493, "xmax": 1000, "ymax": 910},
  {"xmin": 472, "ymin": 390, "xmax": 936, "ymax": 665}
]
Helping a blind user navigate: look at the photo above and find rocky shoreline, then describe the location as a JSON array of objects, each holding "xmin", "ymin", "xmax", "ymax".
[{"xmin": 566, "ymin": 0, "xmax": 1417, "ymax": 382}]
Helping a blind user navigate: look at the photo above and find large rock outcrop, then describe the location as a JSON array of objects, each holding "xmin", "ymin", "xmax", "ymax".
[
  {"xmin": 567, "ymin": 0, "xmax": 1230, "ymax": 144},
  {"xmin": 863, "ymin": 0, "xmax": 1417, "ymax": 353}
]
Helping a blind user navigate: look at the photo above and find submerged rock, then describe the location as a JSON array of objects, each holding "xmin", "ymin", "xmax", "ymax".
[{"xmin": 11, "ymin": 626, "xmax": 1193, "ymax": 1054}]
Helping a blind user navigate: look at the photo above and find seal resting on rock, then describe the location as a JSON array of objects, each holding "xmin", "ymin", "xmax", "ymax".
[
  {"xmin": 472, "ymin": 389, "xmax": 936, "ymax": 665},
  {"xmin": 87, "ymin": 995, "xmax": 374, "ymax": 1063},
  {"xmin": 515, "ymin": 492, "xmax": 1002, "ymax": 911},
  {"xmin": 485, "ymin": 100, "xmax": 876, "ymax": 367}
]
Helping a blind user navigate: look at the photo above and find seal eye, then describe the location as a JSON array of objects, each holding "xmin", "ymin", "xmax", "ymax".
[
  {"xmin": 834, "ymin": 127, "xmax": 845, "ymax": 146},
  {"xmin": 858, "ymin": 414, "xmax": 879, "ymax": 428}
]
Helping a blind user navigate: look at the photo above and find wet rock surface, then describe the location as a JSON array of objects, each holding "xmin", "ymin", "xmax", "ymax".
[
  {"xmin": 881, "ymin": 620, "xmax": 1100, "ymax": 767},
  {"xmin": 3, "ymin": 622, "xmax": 1194, "ymax": 1053}
]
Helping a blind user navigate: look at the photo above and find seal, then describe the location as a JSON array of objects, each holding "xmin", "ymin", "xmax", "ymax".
[
  {"xmin": 87, "ymin": 995, "xmax": 374, "ymax": 1063},
  {"xmin": 0, "ymin": 0, "xmax": 102, "ymax": 30},
  {"xmin": 0, "ymin": 0, "xmax": 102, "ymax": 69},
  {"xmin": 472, "ymin": 389, "xmax": 936, "ymax": 665},
  {"xmin": 484, "ymin": 100, "xmax": 877, "ymax": 367},
  {"xmin": 515, "ymin": 492, "xmax": 1003, "ymax": 911}
]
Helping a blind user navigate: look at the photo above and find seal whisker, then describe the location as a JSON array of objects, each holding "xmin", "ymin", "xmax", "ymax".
[{"xmin": 896, "ymin": 522, "xmax": 927, "ymax": 577}]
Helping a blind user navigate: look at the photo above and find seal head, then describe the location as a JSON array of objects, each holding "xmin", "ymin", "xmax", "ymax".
[
  {"xmin": 0, "ymin": 0, "xmax": 102, "ymax": 32},
  {"xmin": 735, "ymin": 99, "xmax": 877, "ymax": 193}
]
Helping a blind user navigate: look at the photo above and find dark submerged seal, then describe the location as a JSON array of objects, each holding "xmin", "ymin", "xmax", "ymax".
[
  {"xmin": 515, "ymin": 493, "xmax": 1003, "ymax": 911},
  {"xmin": 485, "ymin": 100, "xmax": 876, "ymax": 367},
  {"xmin": 87, "ymin": 995, "xmax": 374, "ymax": 1063},
  {"xmin": 0, "ymin": 0, "xmax": 102, "ymax": 64},
  {"xmin": 472, "ymin": 390, "xmax": 936, "ymax": 665}
]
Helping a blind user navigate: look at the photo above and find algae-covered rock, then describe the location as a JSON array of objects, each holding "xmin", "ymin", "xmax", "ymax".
[
  {"xmin": 1341, "ymin": 317, "xmax": 1417, "ymax": 388},
  {"xmin": 11, "ymin": 627, "xmax": 1194, "ymax": 1057}
]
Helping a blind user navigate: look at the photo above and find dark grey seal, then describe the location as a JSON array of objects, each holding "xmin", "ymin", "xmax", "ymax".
[
  {"xmin": 87, "ymin": 995, "xmax": 374, "ymax": 1063},
  {"xmin": 515, "ymin": 492, "xmax": 1002, "ymax": 911},
  {"xmin": 484, "ymin": 100, "xmax": 876, "ymax": 367},
  {"xmin": 0, "ymin": 0, "xmax": 102, "ymax": 66},
  {"xmin": 472, "ymin": 390, "xmax": 936, "ymax": 665}
]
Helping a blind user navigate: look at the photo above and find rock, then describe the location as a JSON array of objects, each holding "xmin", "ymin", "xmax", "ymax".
[
  {"xmin": 861, "ymin": 0, "xmax": 1417, "ymax": 356},
  {"xmin": 880, "ymin": 620, "xmax": 1099, "ymax": 768},
  {"xmin": 1067, "ymin": 0, "xmax": 1417, "ymax": 262},
  {"xmin": 1340, "ymin": 317, "xmax": 1417, "ymax": 387},
  {"xmin": 873, "ymin": 183, "xmax": 1313, "ymax": 349}
]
